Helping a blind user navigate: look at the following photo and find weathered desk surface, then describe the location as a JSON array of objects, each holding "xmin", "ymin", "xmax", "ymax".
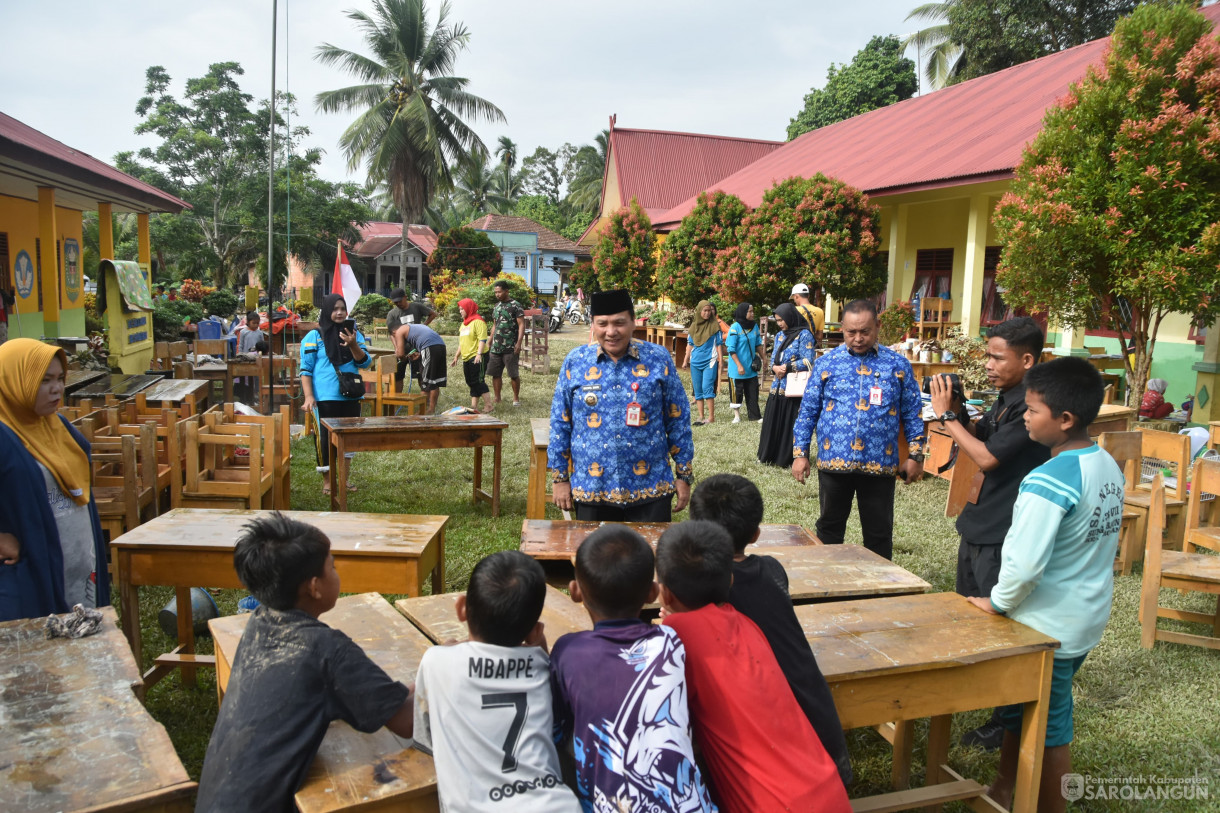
[
  {"xmin": 209, "ymin": 594, "xmax": 439, "ymax": 813},
  {"xmin": 798, "ymin": 592, "xmax": 1059, "ymax": 812},
  {"xmin": 112, "ymin": 508, "xmax": 447, "ymax": 689},
  {"xmin": 520, "ymin": 519, "xmax": 819, "ymax": 559},
  {"xmin": 64, "ymin": 368, "xmax": 108, "ymax": 394},
  {"xmin": 140, "ymin": 376, "xmax": 211, "ymax": 410},
  {"xmin": 762, "ymin": 544, "xmax": 931, "ymax": 601},
  {"xmin": 322, "ymin": 415, "xmax": 508, "ymax": 515},
  {"xmin": 396, "ymin": 584, "xmax": 592, "ymax": 644},
  {"xmin": 69, "ymin": 373, "xmax": 163, "ymax": 403},
  {"xmin": 0, "ymin": 608, "xmax": 197, "ymax": 812},
  {"xmin": 1090, "ymin": 403, "xmax": 1135, "ymax": 436}
]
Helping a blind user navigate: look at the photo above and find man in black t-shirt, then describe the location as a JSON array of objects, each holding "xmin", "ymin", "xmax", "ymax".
[
  {"xmin": 386, "ymin": 288, "xmax": 436, "ymax": 390},
  {"xmin": 929, "ymin": 316, "xmax": 1048, "ymax": 750}
]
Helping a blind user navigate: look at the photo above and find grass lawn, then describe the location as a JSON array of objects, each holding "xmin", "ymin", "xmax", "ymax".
[{"xmin": 131, "ymin": 329, "xmax": 1219, "ymax": 811}]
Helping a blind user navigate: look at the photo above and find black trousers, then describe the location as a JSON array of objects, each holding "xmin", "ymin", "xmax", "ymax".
[
  {"xmin": 463, "ymin": 358, "xmax": 489, "ymax": 398},
  {"xmin": 815, "ymin": 470, "xmax": 896, "ymax": 560},
  {"xmin": 574, "ymin": 495, "xmax": 674, "ymax": 522},
  {"xmin": 727, "ymin": 377, "xmax": 761, "ymax": 420},
  {"xmin": 313, "ymin": 399, "xmax": 361, "ymax": 469}
]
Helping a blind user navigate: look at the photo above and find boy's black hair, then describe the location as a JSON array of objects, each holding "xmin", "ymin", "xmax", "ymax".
[
  {"xmin": 842, "ymin": 299, "xmax": 879, "ymax": 320},
  {"xmin": 253, "ymin": 339, "xmax": 269, "ymax": 354},
  {"xmin": 655, "ymin": 521, "xmax": 734, "ymax": 610},
  {"xmin": 246, "ymin": 310, "xmax": 260, "ymax": 325},
  {"xmin": 466, "ymin": 551, "xmax": 547, "ymax": 647},
  {"xmin": 688, "ymin": 473, "xmax": 764, "ymax": 553},
  {"xmin": 574, "ymin": 524, "xmax": 655, "ymax": 618},
  {"xmin": 493, "ymin": 279, "xmax": 511, "ymax": 291},
  {"xmin": 1024, "ymin": 356, "xmax": 1105, "ymax": 428},
  {"xmin": 233, "ymin": 512, "xmax": 330, "ymax": 611},
  {"xmin": 988, "ymin": 316, "xmax": 1045, "ymax": 360}
]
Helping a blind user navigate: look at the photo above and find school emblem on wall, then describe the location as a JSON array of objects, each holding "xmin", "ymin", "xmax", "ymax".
[
  {"xmin": 63, "ymin": 239, "xmax": 81, "ymax": 302},
  {"xmin": 14, "ymin": 250, "xmax": 34, "ymax": 299}
]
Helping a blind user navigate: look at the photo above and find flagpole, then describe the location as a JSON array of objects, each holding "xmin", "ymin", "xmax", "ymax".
[{"xmin": 266, "ymin": 0, "xmax": 278, "ymax": 446}]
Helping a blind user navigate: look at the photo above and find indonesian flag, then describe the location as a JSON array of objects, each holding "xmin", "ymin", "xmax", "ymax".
[{"xmin": 332, "ymin": 243, "xmax": 361, "ymax": 312}]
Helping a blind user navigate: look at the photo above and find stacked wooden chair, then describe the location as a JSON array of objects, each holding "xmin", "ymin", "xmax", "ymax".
[
  {"xmin": 1099, "ymin": 429, "xmax": 1192, "ymax": 575},
  {"xmin": 72, "ymin": 413, "xmax": 159, "ymax": 542},
  {"xmin": 1140, "ymin": 462, "xmax": 1220, "ymax": 650},
  {"xmin": 372, "ymin": 354, "xmax": 426, "ymax": 417},
  {"xmin": 152, "ymin": 341, "xmax": 191, "ymax": 378},
  {"xmin": 178, "ymin": 405, "xmax": 280, "ymax": 509}
]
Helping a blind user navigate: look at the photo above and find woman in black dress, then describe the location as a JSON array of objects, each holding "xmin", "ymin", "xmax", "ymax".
[{"xmin": 757, "ymin": 303, "xmax": 816, "ymax": 467}]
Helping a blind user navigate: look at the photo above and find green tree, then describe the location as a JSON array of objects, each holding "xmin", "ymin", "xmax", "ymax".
[
  {"xmin": 564, "ymin": 131, "xmax": 609, "ymax": 213},
  {"xmin": 725, "ymin": 175, "xmax": 884, "ymax": 306},
  {"xmin": 315, "ymin": 0, "xmax": 505, "ymax": 273},
  {"xmin": 454, "ymin": 150, "xmax": 508, "ymax": 214},
  {"xmin": 511, "ymin": 195, "xmax": 566, "ymax": 234},
  {"xmin": 427, "ymin": 226, "xmax": 502, "ymax": 277},
  {"xmin": 494, "ymin": 135, "xmax": 517, "ymax": 189},
  {"xmin": 994, "ymin": 2, "xmax": 1220, "ymax": 406},
  {"xmin": 788, "ymin": 36, "xmax": 917, "ymax": 140},
  {"xmin": 518, "ymin": 146, "xmax": 562, "ymax": 204},
  {"xmin": 657, "ymin": 191, "xmax": 750, "ymax": 308},
  {"xmin": 591, "ymin": 198, "xmax": 656, "ymax": 299},
  {"xmin": 902, "ymin": 2, "xmax": 963, "ymax": 90}
]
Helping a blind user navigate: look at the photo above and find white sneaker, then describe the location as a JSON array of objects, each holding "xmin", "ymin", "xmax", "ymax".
[{"xmin": 731, "ymin": 413, "xmax": 741, "ymax": 424}]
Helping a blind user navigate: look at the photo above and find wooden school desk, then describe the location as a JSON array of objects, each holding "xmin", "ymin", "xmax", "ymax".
[
  {"xmin": 526, "ymin": 418, "xmax": 552, "ymax": 520},
  {"xmin": 322, "ymin": 415, "xmax": 508, "ymax": 515},
  {"xmin": 0, "ymin": 608, "xmax": 197, "ymax": 812},
  {"xmin": 139, "ymin": 376, "xmax": 211, "ymax": 414},
  {"xmin": 209, "ymin": 593, "xmax": 439, "ymax": 813},
  {"xmin": 112, "ymin": 508, "xmax": 447, "ymax": 689},
  {"xmin": 519, "ymin": 519, "xmax": 819, "ymax": 559},
  {"xmin": 761, "ymin": 544, "xmax": 931, "ymax": 602},
  {"xmin": 798, "ymin": 592, "xmax": 1059, "ymax": 812},
  {"xmin": 397, "ymin": 584, "xmax": 593, "ymax": 644}
]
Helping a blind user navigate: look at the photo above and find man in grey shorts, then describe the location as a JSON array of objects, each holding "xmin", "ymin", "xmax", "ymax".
[
  {"xmin": 392, "ymin": 321, "xmax": 447, "ymax": 415},
  {"xmin": 488, "ymin": 280, "xmax": 526, "ymax": 406}
]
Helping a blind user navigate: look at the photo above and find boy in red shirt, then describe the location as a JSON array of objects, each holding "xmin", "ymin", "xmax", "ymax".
[{"xmin": 656, "ymin": 521, "xmax": 850, "ymax": 813}]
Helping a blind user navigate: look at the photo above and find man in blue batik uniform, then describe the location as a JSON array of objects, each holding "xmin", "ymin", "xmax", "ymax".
[
  {"xmin": 549, "ymin": 289, "xmax": 694, "ymax": 522},
  {"xmin": 791, "ymin": 299, "xmax": 925, "ymax": 559}
]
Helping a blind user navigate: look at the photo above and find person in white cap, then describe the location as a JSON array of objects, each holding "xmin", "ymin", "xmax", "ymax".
[{"xmin": 790, "ymin": 284, "xmax": 824, "ymax": 347}]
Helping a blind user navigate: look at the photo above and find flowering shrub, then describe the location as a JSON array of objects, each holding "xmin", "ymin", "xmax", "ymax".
[
  {"xmin": 657, "ymin": 191, "xmax": 750, "ymax": 309},
  {"xmin": 178, "ymin": 278, "xmax": 215, "ymax": 303},
  {"xmin": 591, "ymin": 198, "xmax": 655, "ymax": 299},
  {"xmin": 878, "ymin": 301, "xmax": 915, "ymax": 346},
  {"xmin": 723, "ymin": 175, "xmax": 883, "ymax": 307},
  {"xmin": 427, "ymin": 227, "xmax": 502, "ymax": 278}
]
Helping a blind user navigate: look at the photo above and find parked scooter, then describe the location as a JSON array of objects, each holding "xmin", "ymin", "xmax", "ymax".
[
  {"xmin": 566, "ymin": 299, "xmax": 587, "ymax": 325},
  {"xmin": 548, "ymin": 299, "xmax": 565, "ymax": 333}
]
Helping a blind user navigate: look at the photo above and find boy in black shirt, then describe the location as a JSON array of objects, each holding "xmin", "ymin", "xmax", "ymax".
[
  {"xmin": 197, "ymin": 513, "xmax": 414, "ymax": 813},
  {"xmin": 928, "ymin": 316, "xmax": 1049, "ymax": 749},
  {"xmin": 689, "ymin": 473, "xmax": 852, "ymax": 783}
]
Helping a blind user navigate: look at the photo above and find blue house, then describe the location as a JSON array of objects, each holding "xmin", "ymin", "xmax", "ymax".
[{"xmin": 466, "ymin": 214, "xmax": 589, "ymax": 296}]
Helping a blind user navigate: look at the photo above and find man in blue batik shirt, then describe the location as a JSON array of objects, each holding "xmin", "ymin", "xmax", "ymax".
[
  {"xmin": 791, "ymin": 299, "xmax": 925, "ymax": 559},
  {"xmin": 549, "ymin": 289, "xmax": 694, "ymax": 522}
]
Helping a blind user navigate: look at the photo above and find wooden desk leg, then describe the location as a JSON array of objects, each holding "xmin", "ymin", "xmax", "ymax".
[
  {"xmin": 472, "ymin": 445, "xmax": 483, "ymax": 505},
  {"xmin": 925, "ymin": 714, "xmax": 953, "ymax": 812},
  {"xmin": 890, "ymin": 719, "xmax": 916, "ymax": 790},
  {"xmin": 492, "ymin": 435, "xmax": 502, "ymax": 518},
  {"xmin": 1011, "ymin": 650, "xmax": 1055, "ymax": 813},
  {"xmin": 118, "ymin": 552, "xmax": 142, "ymax": 667},
  {"xmin": 432, "ymin": 528, "xmax": 445, "ymax": 595},
  {"xmin": 175, "ymin": 585, "xmax": 197, "ymax": 688},
  {"xmin": 224, "ymin": 371, "xmax": 234, "ymax": 405},
  {"xmin": 526, "ymin": 447, "xmax": 544, "ymax": 520},
  {"xmin": 336, "ymin": 436, "xmax": 349, "ymax": 512}
]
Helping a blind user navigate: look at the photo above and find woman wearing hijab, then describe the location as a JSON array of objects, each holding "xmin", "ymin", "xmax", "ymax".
[
  {"xmin": 0, "ymin": 339, "xmax": 110, "ymax": 621},
  {"xmin": 300, "ymin": 294, "xmax": 371, "ymax": 494},
  {"xmin": 757, "ymin": 303, "xmax": 815, "ymax": 467},
  {"xmin": 725, "ymin": 302, "xmax": 762, "ymax": 424},
  {"xmin": 1139, "ymin": 377, "xmax": 1173, "ymax": 419},
  {"xmin": 451, "ymin": 298, "xmax": 493, "ymax": 413},
  {"xmin": 683, "ymin": 300, "xmax": 723, "ymax": 425}
]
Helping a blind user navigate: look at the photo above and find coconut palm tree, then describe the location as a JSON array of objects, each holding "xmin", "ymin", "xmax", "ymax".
[
  {"xmin": 315, "ymin": 0, "xmax": 505, "ymax": 257},
  {"xmin": 565, "ymin": 129, "xmax": 610, "ymax": 214},
  {"xmin": 454, "ymin": 149, "xmax": 509, "ymax": 214},
  {"xmin": 494, "ymin": 136, "xmax": 517, "ymax": 189},
  {"xmin": 901, "ymin": 1, "xmax": 963, "ymax": 91}
]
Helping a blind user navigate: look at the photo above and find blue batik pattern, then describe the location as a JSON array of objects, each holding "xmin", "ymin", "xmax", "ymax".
[
  {"xmin": 548, "ymin": 340, "xmax": 693, "ymax": 506},
  {"xmin": 767, "ymin": 328, "xmax": 816, "ymax": 394},
  {"xmin": 792, "ymin": 344, "xmax": 925, "ymax": 475}
]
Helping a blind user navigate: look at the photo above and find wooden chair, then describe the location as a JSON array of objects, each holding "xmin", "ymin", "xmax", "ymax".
[
  {"xmin": 220, "ymin": 403, "xmax": 292, "ymax": 509},
  {"xmin": 915, "ymin": 297, "xmax": 955, "ymax": 342},
  {"xmin": 91, "ymin": 425, "xmax": 159, "ymax": 540},
  {"xmin": 1140, "ymin": 467, "xmax": 1220, "ymax": 650},
  {"xmin": 1099, "ymin": 429, "xmax": 1191, "ymax": 574},
  {"xmin": 261, "ymin": 355, "xmax": 301, "ymax": 418},
  {"xmin": 193, "ymin": 338, "xmax": 231, "ymax": 361},
  {"xmin": 372, "ymin": 354, "xmax": 427, "ymax": 417},
  {"xmin": 102, "ymin": 403, "xmax": 187, "ymax": 511},
  {"xmin": 179, "ymin": 419, "xmax": 273, "ymax": 509}
]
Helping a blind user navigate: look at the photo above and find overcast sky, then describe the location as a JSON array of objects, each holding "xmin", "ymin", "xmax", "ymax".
[{"xmin": 2, "ymin": 0, "xmax": 927, "ymax": 189}]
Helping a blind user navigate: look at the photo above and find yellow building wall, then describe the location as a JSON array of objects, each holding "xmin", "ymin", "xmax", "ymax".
[{"xmin": 0, "ymin": 195, "xmax": 85, "ymax": 337}]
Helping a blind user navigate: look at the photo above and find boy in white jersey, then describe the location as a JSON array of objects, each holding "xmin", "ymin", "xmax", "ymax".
[
  {"xmin": 966, "ymin": 357, "xmax": 1123, "ymax": 813},
  {"xmin": 413, "ymin": 551, "xmax": 580, "ymax": 812}
]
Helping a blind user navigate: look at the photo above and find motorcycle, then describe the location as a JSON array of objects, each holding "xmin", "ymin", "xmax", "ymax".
[
  {"xmin": 548, "ymin": 299, "xmax": 565, "ymax": 333},
  {"xmin": 566, "ymin": 300, "xmax": 587, "ymax": 325}
]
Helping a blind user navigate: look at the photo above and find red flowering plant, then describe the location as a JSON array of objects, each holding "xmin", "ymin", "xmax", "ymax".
[
  {"xmin": 427, "ymin": 227, "xmax": 502, "ymax": 279},
  {"xmin": 657, "ymin": 191, "xmax": 750, "ymax": 310},
  {"xmin": 722, "ymin": 174, "xmax": 884, "ymax": 308},
  {"xmin": 178, "ymin": 278, "xmax": 215, "ymax": 302},
  {"xmin": 591, "ymin": 198, "xmax": 656, "ymax": 300},
  {"xmin": 994, "ymin": 2, "xmax": 1220, "ymax": 405}
]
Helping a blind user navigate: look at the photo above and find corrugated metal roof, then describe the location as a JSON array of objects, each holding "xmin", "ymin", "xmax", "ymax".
[
  {"xmin": 349, "ymin": 222, "xmax": 438, "ymax": 258},
  {"xmin": 609, "ymin": 127, "xmax": 784, "ymax": 219},
  {"xmin": 466, "ymin": 214, "xmax": 585, "ymax": 253},
  {"xmin": 0, "ymin": 111, "xmax": 191, "ymax": 212},
  {"xmin": 655, "ymin": 4, "xmax": 1220, "ymax": 227}
]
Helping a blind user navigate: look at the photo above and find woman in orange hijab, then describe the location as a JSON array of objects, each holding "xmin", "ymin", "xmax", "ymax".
[{"xmin": 0, "ymin": 338, "xmax": 110, "ymax": 620}]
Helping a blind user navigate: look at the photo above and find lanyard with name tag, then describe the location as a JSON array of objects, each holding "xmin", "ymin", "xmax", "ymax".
[
  {"xmin": 626, "ymin": 382, "xmax": 642, "ymax": 426},
  {"xmin": 869, "ymin": 373, "xmax": 883, "ymax": 406}
]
